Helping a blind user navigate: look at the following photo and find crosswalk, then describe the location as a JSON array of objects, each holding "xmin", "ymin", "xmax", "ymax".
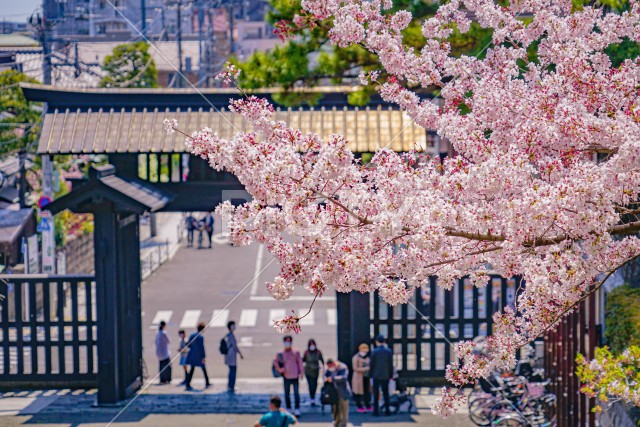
[{"xmin": 148, "ymin": 308, "xmax": 337, "ymax": 330}]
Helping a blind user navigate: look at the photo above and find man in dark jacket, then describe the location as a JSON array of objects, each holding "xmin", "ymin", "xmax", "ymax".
[
  {"xmin": 185, "ymin": 322, "xmax": 210, "ymax": 390},
  {"xmin": 369, "ymin": 334, "xmax": 393, "ymax": 416}
]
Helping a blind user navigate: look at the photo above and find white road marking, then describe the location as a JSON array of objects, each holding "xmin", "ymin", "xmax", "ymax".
[
  {"xmin": 250, "ymin": 295, "xmax": 336, "ymax": 302},
  {"xmin": 151, "ymin": 310, "xmax": 172, "ymax": 326},
  {"xmin": 209, "ymin": 309, "xmax": 229, "ymax": 328},
  {"xmin": 298, "ymin": 309, "xmax": 315, "ymax": 326},
  {"xmin": 239, "ymin": 309, "xmax": 258, "ymax": 327},
  {"xmin": 238, "ymin": 336, "xmax": 254, "ymax": 347},
  {"xmin": 179, "ymin": 310, "xmax": 201, "ymax": 329},
  {"xmin": 327, "ymin": 309, "xmax": 337, "ymax": 326},
  {"xmin": 250, "ymin": 244, "xmax": 265, "ymax": 297},
  {"xmin": 269, "ymin": 309, "xmax": 286, "ymax": 325}
]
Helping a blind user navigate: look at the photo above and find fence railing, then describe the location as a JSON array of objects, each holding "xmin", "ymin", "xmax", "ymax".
[
  {"xmin": 140, "ymin": 241, "xmax": 170, "ymax": 280},
  {"xmin": 0, "ymin": 275, "xmax": 97, "ymax": 388}
]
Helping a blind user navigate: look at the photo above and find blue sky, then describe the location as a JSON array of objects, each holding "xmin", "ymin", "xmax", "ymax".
[{"xmin": 1, "ymin": 0, "xmax": 40, "ymax": 22}]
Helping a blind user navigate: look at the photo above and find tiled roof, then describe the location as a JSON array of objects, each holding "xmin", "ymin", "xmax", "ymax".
[
  {"xmin": 37, "ymin": 106, "xmax": 433, "ymax": 154},
  {"xmin": 0, "ymin": 34, "xmax": 39, "ymax": 48},
  {"xmin": 100, "ymin": 174, "xmax": 171, "ymax": 212}
]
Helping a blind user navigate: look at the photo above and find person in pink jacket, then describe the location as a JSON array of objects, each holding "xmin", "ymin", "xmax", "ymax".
[{"xmin": 273, "ymin": 335, "xmax": 304, "ymax": 417}]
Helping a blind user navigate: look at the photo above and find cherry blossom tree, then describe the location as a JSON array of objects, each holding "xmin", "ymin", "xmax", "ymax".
[{"xmin": 166, "ymin": 0, "xmax": 640, "ymax": 416}]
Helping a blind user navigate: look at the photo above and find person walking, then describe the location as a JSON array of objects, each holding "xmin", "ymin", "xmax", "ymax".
[
  {"xmin": 325, "ymin": 359, "xmax": 352, "ymax": 427},
  {"xmin": 185, "ymin": 213, "xmax": 196, "ymax": 248},
  {"xmin": 254, "ymin": 395, "xmax": 297, "ymax": 427},
  {"xmin": 370, "ymin": 334, "xmax": 394, "ymax": 416},
  {"xmin": 204, "ymin": 211, "xmax": 215, "ymax": 248},
  {"xmin": 352, "ymin": 343, "xmax": 372, "ymax": 412},
  {"xmin": 177, "ymin": 329, "xmax": 189, "ymax": 385},
  {"xmin": 155, "ymin": 320, "xmax": 171, "ymax": 384},
  {"xmin": 185, "ymin": 322, "xmax": 210, "ymax": 390},
  {"xmin": 302, "ymin": 338, "xmax": 324, "ymax": 406},
  {"xmin": 273, "ymin": 335, "xmax": 304, "ymax": 417},
  {"xmin": 196, "ymin": 218, "xmax": 205, "ymax": 249},
  {"xmin": 222, "ymin": 320, "xmax": 243, "ymax": 393}
]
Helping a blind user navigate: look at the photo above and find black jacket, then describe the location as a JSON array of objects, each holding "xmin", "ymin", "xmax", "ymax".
[{"xmin": 369, "ymin": 345, "xmax": 393, "ymax": 380}]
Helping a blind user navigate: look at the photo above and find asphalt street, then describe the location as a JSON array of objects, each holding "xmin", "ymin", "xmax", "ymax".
[{"xmin": 141, "ymin": 216, "xmax": 338, "ymax": 383}]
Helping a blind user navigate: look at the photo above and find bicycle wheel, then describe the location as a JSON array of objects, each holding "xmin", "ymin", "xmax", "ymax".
[
  {"xmin": 494, "ymin": 414, "xmax": 527, "ymax": 427},
  {"xmin": 468, "ymin": 397, "xmax": 494, "ymax": 426}
]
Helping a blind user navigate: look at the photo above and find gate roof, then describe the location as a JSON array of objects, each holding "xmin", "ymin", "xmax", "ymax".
[
  {"xmin": 22, "ymin": 84, "xmax": 434, "ymax": 156},
  {"xmin": 37, "ymin": 106, "xmax": 429, "ymax": 155}
]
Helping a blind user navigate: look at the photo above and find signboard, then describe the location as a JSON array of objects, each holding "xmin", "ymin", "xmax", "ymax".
[
  {"xmin": 56, "ymin": 251, "xmax": 66, "ymax": 275},
  {"xmin": 40, "ymin": 212, "xmax": 55, "ymax": 274},
  {"xmin": 26, "ymin": 234, "xmax": 39, "ymax": 274}
]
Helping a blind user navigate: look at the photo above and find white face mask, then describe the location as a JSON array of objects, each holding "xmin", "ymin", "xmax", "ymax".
[
  {"xmin": 359, "ymin": 351, "xmax": 367, "ymax": 357},
  {"xmin": 309, "ymin": 345, "xmax": 316, "ymax": 351},
  {"xmin": 284, "ymin": 342, "xmax": 292, "ymax": 349},
  {"xmin": 329, "ymin": 366, "xmax": 336, "ymax": 372}
]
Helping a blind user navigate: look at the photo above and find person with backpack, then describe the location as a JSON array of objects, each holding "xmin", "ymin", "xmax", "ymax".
[
  {"xmin": 220, "ymin": 320, "xmax": 243, "ymax": 393},
  {"xmin": 302, "ymin": 338, "xmax": 324, "ymax": 406},
  {"xmin": 352, "ymin": 342, "xmax": 372, "ymax": 412},
  {"xmin": 324, "ymin": 359, "xmax": 352, "ymax": 427},
  {"xmin": 272, "ymin": 335, "xmax": 303, "ymax": 417},
  {"xmin": 254, "ymin": 395, "xmax": 297, "ymax": 427}
]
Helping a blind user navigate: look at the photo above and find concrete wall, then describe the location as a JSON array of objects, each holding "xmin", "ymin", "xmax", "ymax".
[{"xmin": 62, "ymin": 233, "xmax": 94, "ymax": 275}]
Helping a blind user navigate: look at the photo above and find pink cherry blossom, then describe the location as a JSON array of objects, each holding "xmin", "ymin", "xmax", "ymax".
[{"xmin": 167, "ymin": 0, "xmax": 640, "ymax": 417}]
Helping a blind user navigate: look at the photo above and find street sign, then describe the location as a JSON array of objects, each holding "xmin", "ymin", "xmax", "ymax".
[
  {"xmin": 37, "ymin": 219, "xmax": 50, "ymax": 232},
  {"xmin": 38, "ymin": 196, "xmax": 52, "ymax": 209}
]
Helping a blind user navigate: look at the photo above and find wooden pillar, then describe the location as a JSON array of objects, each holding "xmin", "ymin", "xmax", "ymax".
[
  {"xmin": 94, "ymin": 203, "xmax": 143, "ymax": 404},
  {"xmin": 337, "ymin": 292, "xmax": 370, "ymax": 372}
]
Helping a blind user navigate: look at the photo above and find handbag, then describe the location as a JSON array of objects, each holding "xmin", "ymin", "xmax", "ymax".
[{"xmin": 272, "ymin": 352, "xmax": 284, "ymax": 378}]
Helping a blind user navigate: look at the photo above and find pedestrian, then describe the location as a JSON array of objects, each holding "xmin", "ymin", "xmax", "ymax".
[
  {"xmin": 155, "ymin": 320, "xmax": 171, "ymax": 384},
  {"xmin": 273, "ymin": 335, "xmax": 303, "ymax": 417},
  {"xmin": 352, "ymin": 342, "xmax": 372, "ymax": 412},
  {"xmin": 302, "ymin": 338, "xmax": 324, "ymax": 406},
  {"xmin": 204, "ymin": 211, "xmax": 214, "ymax": 248},
  {"xmin": 221, "ymin": 320, "xmax": 243, "ymax": 393},
  {"xmin": 325, "ymin": 359, "xmax": 351, "ymax": 427},
  {"xmin": 196, "ymin": 218, "xmax": 205, "ymax": 249},
  {"xmin": 185, "ymin": 322, "xmax": 210, "ymax": 390},
  {"xmin": 177, "ymin": 329, "xmax": 189, "ymax": 385},
  {"xmin": 185, "ymin": 213, "xmax": 196, "ymax": 248},
  {"xmin": 370, "ymin": 334, "xmax": 394, "ymax": 416},
  {"xmin": 254, "ymin": 395, "xmax": 297, "ymax": 427}
]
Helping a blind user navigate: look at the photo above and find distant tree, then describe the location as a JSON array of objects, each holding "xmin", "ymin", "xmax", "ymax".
[
  {"xmin": 99, "ymin": 41, "xmax": 158, "ymax": 88},
  {"xmin": 232, "ymin": 0, "xmax": 492, "ymax": 106},
  {"xmin": 0, "ymin": 70, "xmax": 40, "ymax": 155}
]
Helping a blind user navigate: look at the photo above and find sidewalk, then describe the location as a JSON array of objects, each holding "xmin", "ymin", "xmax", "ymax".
[{"xmin": 0, "ymin": 378, "xmax": 473, "ymax": 426}]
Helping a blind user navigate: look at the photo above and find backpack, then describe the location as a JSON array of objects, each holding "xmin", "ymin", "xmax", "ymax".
[
  {"xmin": 272, "ymin": 352, "xmax": 284, "ymax": 377},
  {"xmin": 320, "ymin": 381, "xmax": 339, "ymax": 405},
  {"xmin": 219, "ymin": 336, "xmax": 229, "ymax": 355}
]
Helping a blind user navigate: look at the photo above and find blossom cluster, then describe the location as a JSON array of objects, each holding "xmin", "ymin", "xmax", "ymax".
[
  {"xmin": 576, "ymin": 346, "xmax": 640, "ymax": 411},
  {"xmin": 169, "ymin": 0, "xmax": 640, "ymax": 417}
]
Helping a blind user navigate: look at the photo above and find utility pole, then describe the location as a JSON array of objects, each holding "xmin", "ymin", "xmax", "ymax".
[
  {"xmin": 176, "ymin": 0, "xmax": 184, "ymax": 87},
  {"xmin": 228, "ymin": 0, "xmax": 234, "ymax": 54},
  {"xmin": 141, "ymin": 0, "xmax": 147, "ymax": 35}
]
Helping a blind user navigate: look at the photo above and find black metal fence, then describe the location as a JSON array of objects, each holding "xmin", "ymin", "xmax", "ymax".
[
  {"xmin": 0, "ymin": 275, "xmax": 97, "ymax": 388},
  {"xmin": 370, "ymin": 275, "xmax": 524, "ymax": 378}
]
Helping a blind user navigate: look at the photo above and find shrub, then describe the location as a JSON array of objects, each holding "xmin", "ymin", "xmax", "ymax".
[{"xmin": 605, "ymin": 285, "xmax": 640, "ymax": 354}]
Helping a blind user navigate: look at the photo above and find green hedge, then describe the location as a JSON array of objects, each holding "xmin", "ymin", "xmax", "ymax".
[{"xmin": 605, "ymin": 285, "xmax": 640, "ymax": 354}]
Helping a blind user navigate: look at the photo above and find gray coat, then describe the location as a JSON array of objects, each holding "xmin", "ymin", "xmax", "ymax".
[
  {"xmin": 224, "ymin": 332, "xmax": 240, "ymax": 366},
  {"xmin": 325, "ymin": 361, "xmax": 352, "ymax": 400}
]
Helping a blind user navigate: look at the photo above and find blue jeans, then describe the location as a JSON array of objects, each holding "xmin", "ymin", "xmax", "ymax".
[
  {"xmin": 283, "ymin": 378, "xmax": 300, "ymax": 409},
  {"xmin": 228, "ymin": 365, "xmax": 237, "ymax": 391}
]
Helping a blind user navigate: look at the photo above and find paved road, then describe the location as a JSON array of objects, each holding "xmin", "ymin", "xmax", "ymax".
[
  {"xmin": 141, "ymin": 215, "xmax": 338, "ymax": 383},
  {"xmin": 0, "ymin": 384, "xmax": 474, "ymax": 426}
]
